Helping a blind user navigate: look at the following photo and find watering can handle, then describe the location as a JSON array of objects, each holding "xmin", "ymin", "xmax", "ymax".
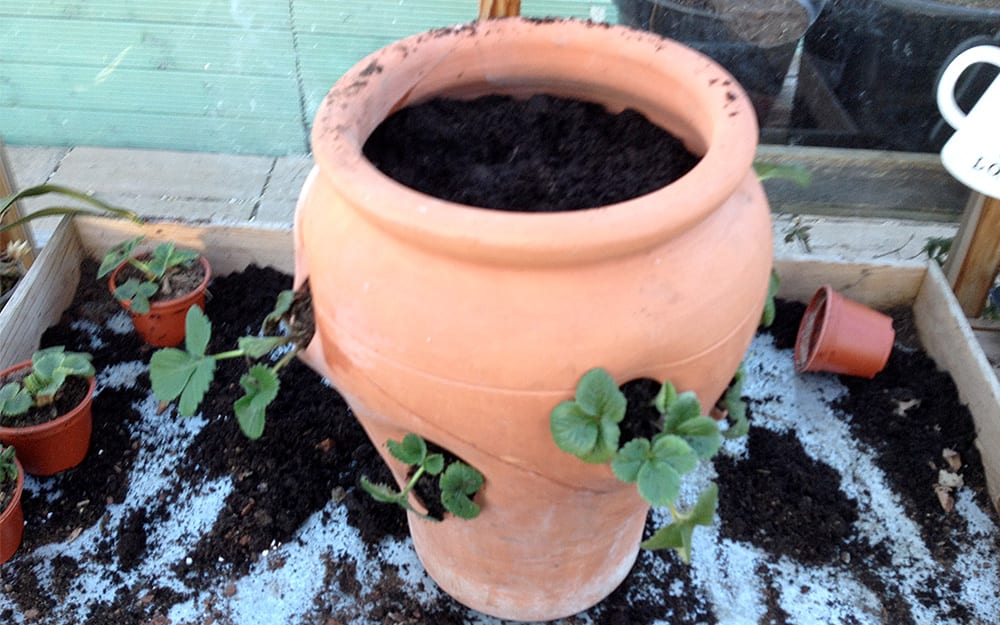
[{"xmin": 936, "ymin": 44, "xmax": 1000, "ymax": 130}]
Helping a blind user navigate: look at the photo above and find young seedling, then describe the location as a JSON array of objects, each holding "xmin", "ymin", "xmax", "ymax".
[
  {"xmin": 551, "ymin": 368, "xmax": 739, "ymax": 563},
  {"xmin": 149, "ymin": 288, "xmax": 309, "ymax": 439},
  {"xmin": 1, "ymin": 240, "xmax": 31, "ymax": 302},
  {"xmin": 0, "ymin": 445, "xmax": 16, "ymax": 485},
  {"xmin": 0, "ymin": 183, "xmax": 141, "ymax": 235},
  {"xmin": 0, "ymin": 346, "xmax": 94, "ymax": 422},
  {"xmin": 760, "ymin": 270, "xmax": 780, "ymax": 329},
  {"xmin": 96, "ymin": 236, "xmax": 201, "ymax": 314},
  {"xmin": 361, "ymin": 433, "xmax": 484, "ymax": 521},
  {"xmin": 716, "ymin": 364, "xmax": 749, "ymax": 440}
]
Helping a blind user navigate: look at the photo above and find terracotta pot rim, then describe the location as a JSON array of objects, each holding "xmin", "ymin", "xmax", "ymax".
[
  {"xmin": 0, "ymin": 360, "xmax": 96, "ymax": 437},
  {"xmin": 0, "ymin": 457, "xmax": 24, "ymax": 524},
  {"xmin": 311, "ymin": 17, "xmax": 759, "ymax": 264},
  {"xmin": 109, "ymin": 254, "xmax": 212, "ymax": 313}
]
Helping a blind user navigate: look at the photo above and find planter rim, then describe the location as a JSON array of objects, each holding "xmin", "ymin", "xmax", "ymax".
[
  {"xmin": 0, "ymin": 360, "xmax": 96, "ymax": 437},
  {"xmin": 311, "ymin": 17, "xmax": 760, "ymax": 265},
  {"xmin": 109, "ymin": 254, "xmax": 211, "ymax": 313}
]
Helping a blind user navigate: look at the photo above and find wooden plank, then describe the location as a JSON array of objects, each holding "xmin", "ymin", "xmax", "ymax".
[
  {"xmin": 913, "ymin": 262, "xmax": 1000, "ymax": 513},
  {"xmin": 945, "ymin": 193, "xmax": 1000, "ymax": 317},
  {"xmin": 0, "ymin": 137, "xmax": 36, "ymax": 269},
  {"xmin": 0, "ymin": 65, "xmax": 301, "ymax": 121},
  {"xmin": 756, "ymin": 145, "xmax": 971, "ymax": 222},
  {"xmin": 73, "ymin": 216, "xmax": 294, "ymax": 277},
  {"xmin": 0, "ymin": 217, "xmax": 82, "ymax": 367},
  {"xmin": 772, "ymin": 256, "xmax": 926, "ymax": 308}
]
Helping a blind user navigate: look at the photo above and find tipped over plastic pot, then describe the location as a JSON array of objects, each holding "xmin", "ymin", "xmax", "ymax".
[{"xmin": 794, "ymin": 285, "xmax": 895, "ymax": 378}]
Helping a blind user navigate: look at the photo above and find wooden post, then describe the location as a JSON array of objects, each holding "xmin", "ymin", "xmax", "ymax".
[
  {"xmin": 478, "ymin": 0, "xmax": 521, "ymax": 19},
  {"xmin": 945, "ymin": 192, "xmax": 1000, "ymax": 317},
  {"xmin": 0, "ymin": 136, "xmax": 36, "ymax": 269}
]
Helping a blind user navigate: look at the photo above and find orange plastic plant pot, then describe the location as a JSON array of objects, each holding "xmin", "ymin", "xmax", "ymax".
[
  {"xmin": 795, "ymin": 285, "xmax": 896, "ymax": 378},
  {"xmin": 0, "ymin": 361, "xmax": 96, "ymax": 476},
  {"xmin": 109, "ymin": 255, "xmax": 211, "ymax": 348},
  {"xmin": 294, "ymin": 18, "xmax": 773, "ymax": 621},
  {"xmin": 0, "ymin": 457, "xmax": 24, "ymax": 564}
]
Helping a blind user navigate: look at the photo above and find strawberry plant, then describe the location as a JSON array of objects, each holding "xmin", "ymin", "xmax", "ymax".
[
  {"xmin": 0, "ymin": 346, "xmax": 94, "ymax": 423},
  {"xmin": 360, "ymin": 432, "xmax": 485, "ymax": 521},
  {"xmin": 96, "ymin": 236, "xmax": 201, "ymax": 314},
  {"xmin": 149, "ymin": 288, "xmax": 309, "ymax": 439},
  {"xmin": 550, "ymin": 367, "xmax": 742, "ymax": 563}
]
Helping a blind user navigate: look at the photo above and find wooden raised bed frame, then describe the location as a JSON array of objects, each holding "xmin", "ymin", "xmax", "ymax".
[{"xmin": 1, "ymin": 216, "xmax": 998, "ymax": 516}]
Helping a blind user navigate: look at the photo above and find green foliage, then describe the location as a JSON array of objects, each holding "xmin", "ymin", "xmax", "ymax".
[
  {"xmin": 549, "ymin": 368, "xmax": 626, "ymax": 463},
  {"xmin": 0, "ymin": 445, "xmax": 17, "ymax": 485},
  {"xmin": 361, "ymin": 433, "xmax": 485, "ymax": 522},
  {"xmin": 0, "ymin": 383, "xmax": 32, "ymax": 417},
  {"xmin": 922, "ymin": 236, "xmax": 952, "ymax": 267},
  {"xmin": 149, "ymin": 295, "xmax": 301, "ymax": 440},
  {"xmin": 97, "ymin": 236, "xmax": 201, "ymax": 314},
  {"xmin": 0, "ymin": 347, "xmax": 94, "ymax": 421},
  {"xmin": 440, "ymin": 462, "xmax": 484, "ymax": 520},
  {"xmin": 760, "ymin": 270, "xmax": 780, "ymax": 328},
  {"xmin": 552, "ymin": 369, "xmax": 743, "ymax": 563},
  {"xmin": 753, "ymin": 163, "xmax": 812, "ymax": 187},
  {"xmin": 782, "ymin": 216, "xmax": 813, "ymax": 254},
  {"xmin": 0, "ymin": 183, "xmax": 142, "ymax": 234},
  {"xmin": 719, "ymin": 365, "xmax": 749, "ymax": 440},
  {"xmin": 640, "ymin": 482, "xmax": 719, "ymax": 563}
]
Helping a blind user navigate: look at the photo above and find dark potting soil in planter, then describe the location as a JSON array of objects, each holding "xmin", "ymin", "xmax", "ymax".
[
  {"xmin": 113, "ymin": 258, "xmax": 206, "ymax": 304},
  {"xmin": 0, "ymin": 267, "xmax": 998, "ymax": 624},
  {"xmin": 362, "ymin": 94, "xmax": 700, "ymax": 211}
]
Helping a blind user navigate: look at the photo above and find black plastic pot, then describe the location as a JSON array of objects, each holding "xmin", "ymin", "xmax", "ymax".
[
  {"xmin": 791, "ymin": 0, "xmax": 1000, "ymax": 152},
  {"xmin": 616, "ymin": 0, "xmax": 824, "ymax": 126}
]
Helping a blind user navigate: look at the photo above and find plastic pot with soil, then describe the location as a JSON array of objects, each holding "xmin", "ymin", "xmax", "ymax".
[
  {"xmin": 99, "ymin": 236, "xmax": 211, "ymax": 348},
  {"xmin": 615, "ymin": 0, "xmax": 825, "ymax": 125},
  {"xmin": 293, "ymin": 16, "xmax": 772, "ymax": 622},
  {"xmin": 791, "ymin": 0, "xmax": 1000, "ymax": 152},
  {"xmin": 0, "ymin": 347, "xmax": 96, "ymax": 476},
  {"xmin": 0, "ymin": 446, "xmax": 24, "ymax": 564}
]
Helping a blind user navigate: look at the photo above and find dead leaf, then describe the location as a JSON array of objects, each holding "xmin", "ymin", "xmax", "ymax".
[
  {"xmin": 942, "ymin": 448, "xmax": 962, "ymax": 471},
  {"xmin": 65, "ymin": 527, "xmax": 83, "ymax": 544},
  {"xmin": 935, "ymin": 484, "xmax": 955, "ymax": 513},
  {"xmin": 938, "ymin": 470, "xmax": 964, "ymax": 490}
]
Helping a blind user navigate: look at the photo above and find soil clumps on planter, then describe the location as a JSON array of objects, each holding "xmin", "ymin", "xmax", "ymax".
[
  {"xmin": 363, "ymin": 94, "xmax": 700, "ymax": 211},
  {"xmin": 1, "ymin": 271, "xmax": 998, "ymax": 624}
]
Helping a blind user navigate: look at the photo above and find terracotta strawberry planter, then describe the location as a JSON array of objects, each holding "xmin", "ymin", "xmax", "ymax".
[
  {"xmin": 0, "ymin": 456, "xmax": 24, "ymax": 564},
  {"xmin": 109, "ymin": 255, "xmax": 211, "ymax": 348},
  {"xmin": 293, "ymin": 18, "xmax": 772, "ymax": 621},
  {"xmin": 0, "ymin": 361, "xmax": 96, "ymax": 476},
  {"xmin": 794, "ymin": 285, "xmax": 896, "ymax": 378}
]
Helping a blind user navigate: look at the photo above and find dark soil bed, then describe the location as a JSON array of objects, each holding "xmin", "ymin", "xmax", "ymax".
[{"xmin": 0, "ymin": 264, "xmax": 997, "ymax": 624}]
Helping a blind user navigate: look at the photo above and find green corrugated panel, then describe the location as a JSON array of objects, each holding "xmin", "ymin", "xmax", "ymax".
[
  {"xmin": 0, "ymin": 0, "xmax": 290, "ymax": 29},
  {"xmin": 0, "ymin": 64, "xmax": 300, "ymax": 120},
  {"xmin": 294, "ymin": 0, "xmax": 617, "ymax": 121},
  {"xmin": 1, "ymin": 17, "xmax": 296, "ymax": 75},
  {"xmin": 1, "ymin": 107, "xmax": 307, "ymax": 154}
]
